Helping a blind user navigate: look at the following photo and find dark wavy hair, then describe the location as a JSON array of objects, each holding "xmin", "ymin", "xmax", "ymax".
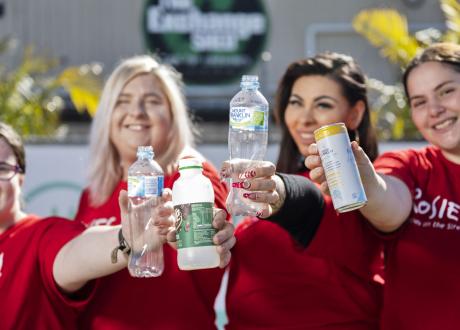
[
  {"xmin": 274, "ymin": 52, "xmax": 378, "ymax": 173},
  {"xmin": 0, "ymin": 122, "xmax": 25, "ymax": 173},
  {"xmin": 403, "ymin": 42, "xmax": 460, "ymax": 98}
]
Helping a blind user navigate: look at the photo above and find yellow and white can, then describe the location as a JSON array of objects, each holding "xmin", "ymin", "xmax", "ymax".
[{"xmin": 314, "ymin": 122, "xmax": 367, "ymax": 213}]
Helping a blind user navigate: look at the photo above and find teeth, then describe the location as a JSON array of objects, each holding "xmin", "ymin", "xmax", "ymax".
[
  {"xmin": 434, "ymin": 118, "xmax": 455, "ymax": 130},
  {"xmin": 127, "ymin": 124, "xmax": 146, "ymax": 131},
  {"xmin": 299, "ymin": 133, "xmax": 313, "ymax": 139}
]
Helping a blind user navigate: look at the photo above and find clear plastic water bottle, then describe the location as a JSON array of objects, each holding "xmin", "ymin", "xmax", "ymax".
[
  {"xmin": 227, "ymin": 75, "xmax": 269, "ymax": 216},
  {"xmin": 172, "ymin": 158, "xmax": 219, "ymax": 270},
  {"xmin": 127, "ymin": 146, "xmax": 164, "ymax": 277}
]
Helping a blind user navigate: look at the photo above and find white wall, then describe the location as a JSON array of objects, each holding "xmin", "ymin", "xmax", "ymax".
[{"xmin": 23, "ymin": 141, "xmax": 426, "ymax": 218}]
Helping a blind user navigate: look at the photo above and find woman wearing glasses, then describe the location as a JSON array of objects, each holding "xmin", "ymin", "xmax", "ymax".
[{"xmin": 0, "ymin": 121, "xmax": 233, "ymax": 329}]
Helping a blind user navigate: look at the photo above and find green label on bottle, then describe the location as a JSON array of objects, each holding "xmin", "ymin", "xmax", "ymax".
[
  {"xmin": 230, "ymin": 106, "xmax": 268, "ymax": 131},
  {"xmin": 174, "ymin": 202, "xmax": 215, "ymax": 249}
]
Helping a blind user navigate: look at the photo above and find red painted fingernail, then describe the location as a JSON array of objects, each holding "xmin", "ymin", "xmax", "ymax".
[{"xmin": 241, "ymin": 169, "xmax": 256, "ymax": 179}]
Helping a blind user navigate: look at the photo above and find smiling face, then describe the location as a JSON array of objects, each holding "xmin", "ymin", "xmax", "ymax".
[
  {"xmin": 0, "ymin": 138, "xmax": 24, "ymax": 229},
  {"xmin": 407, "ymin": 62, "xmax": 460, "ymax": 162},
  {"xmin": 110, "ymin": 73, "xmax": 173, "ymax": 173},
  {"xmin": 284, "ymin": 75, "xmax": 364, "ymax": 156}
]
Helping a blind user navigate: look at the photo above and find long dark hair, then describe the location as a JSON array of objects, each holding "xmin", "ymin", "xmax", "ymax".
[
  {"xmin": 403, "ymin": 42, "xmax": 460, "ymax": 97},
  {"xmin": 274, "ymin": 52, "xmax": 378, "ymax": 173}
]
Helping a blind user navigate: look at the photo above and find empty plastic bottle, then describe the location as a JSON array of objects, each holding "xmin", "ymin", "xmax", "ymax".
[
  {"xmin": 227, "ymin": 75, "xmax": 269, "ymax": 216},
  {"xmin": 127, "ymin": 146, "xmax": 164, "ymax": 277}
]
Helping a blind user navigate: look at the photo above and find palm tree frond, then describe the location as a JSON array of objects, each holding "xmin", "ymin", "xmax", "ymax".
[
  {"xmin": 57, "ymin": 64, "xmax": 103, "ymax": 116},
  {"xmin": 352, "ymin": 9, "xmax": 420, "ymax": 67},
  {"xmin": 440, "ymin": 0, "xmax": 460, "ymax": 43}
]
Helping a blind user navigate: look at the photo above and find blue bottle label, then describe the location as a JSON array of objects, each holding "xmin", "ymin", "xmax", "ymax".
[{"xmin": 128, "ymin": 175, "xmax": 164, "ymax": 197}]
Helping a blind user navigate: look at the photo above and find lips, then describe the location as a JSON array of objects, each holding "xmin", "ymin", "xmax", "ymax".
[
  {"xmin": 432, "ymin": 117, "xmax": 457, "ymax": 131},
  {"xmin": 124, "ymin": 124, "xmax": 150, "ymax": 131},
  {"xmin": 297, "ymin": 131, "xmax": 315, "ymax": 144}
]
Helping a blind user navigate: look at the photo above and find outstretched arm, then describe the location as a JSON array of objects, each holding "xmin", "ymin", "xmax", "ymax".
[
  {"xmin": 53, "ymin": 190, "xmax": 174, "ymax": 293},
  {"xmin": 267, "ymin": 173, "xmax": 324, "ymax": 247},
  {"xmin": 221, "ymin": 159, "xmax": 324, "ymax": 247},
  {"xmin": 306, "ymin": 141, "xmax": 412, "ymax": 232}
]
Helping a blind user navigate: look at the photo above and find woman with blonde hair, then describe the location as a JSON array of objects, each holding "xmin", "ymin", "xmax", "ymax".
[
  {"xmin": 87, "ymin": 55, "xmax": 196, "ymax": 206},
  {"xmin": 75, "ymin": 55, "xmax": 234, "ymax": 329}
]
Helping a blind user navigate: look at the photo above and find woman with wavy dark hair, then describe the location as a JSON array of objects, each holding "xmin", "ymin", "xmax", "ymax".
[
  {"xmin": 275, "ymin": 52, "xmax": 378, "ymax": 173},
  {"xmin": 224, "ymin": 52, "xmax": 383, "ymax": 330}
]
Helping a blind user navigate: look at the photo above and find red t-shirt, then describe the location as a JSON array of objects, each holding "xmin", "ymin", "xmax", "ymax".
[
  {"xmin": 75, "ymin": 161, "xmax": 229, "ymax": 329},
  {"xmin": 226, "ymin": 172, "xmax": 383, "ymax": 330},
  {"xmin": 374, "ymin": 146, "xmax": 460, "ymax": 330},
  {"xmin": 0, "ymin": 215, "xmax": 92, "ymax": 330}
]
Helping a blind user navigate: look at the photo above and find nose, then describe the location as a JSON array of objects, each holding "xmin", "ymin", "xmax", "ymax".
[
  {"xmin": 428, "ymin": 98, "xmax": 446, "ymax": 117},
  {"xmin": 298, "ymin": 106, "xmax": 315, "ymax": 125},
  {"xmin": 128, "ymin": 101, "xmax": 146, "ymax": 117}
]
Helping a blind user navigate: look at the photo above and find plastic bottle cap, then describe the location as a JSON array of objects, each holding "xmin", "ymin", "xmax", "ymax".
[
  {"xmin": 178, "ymin": 158, "xmax": 203, "ymax": 170},
  {"xmin": 137, "ymin": 145, "xmax": 155, "ymax": 158},
  {"xmin": 240, "ymin": 75, "xmax": 259, "ymax": 89},
  {"xmin": 241, "ymin": 75, "xmax": 259, "ymax": 83}
]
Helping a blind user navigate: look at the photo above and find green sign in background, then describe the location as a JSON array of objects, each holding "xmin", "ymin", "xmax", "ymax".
[{"xmin": 142, "ymin": 0, "xmax": 269, "ymax": 84}]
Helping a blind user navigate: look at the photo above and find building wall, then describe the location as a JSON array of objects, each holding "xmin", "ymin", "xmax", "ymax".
[{"xmin": 0, "ymin": 0, "xmax": 445, "ymax": 104}]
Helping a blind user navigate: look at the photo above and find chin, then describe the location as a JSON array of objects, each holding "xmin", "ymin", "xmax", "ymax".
[{"xmin": 129, "ymin": 141, "xmax": 151, "ymax": 149}]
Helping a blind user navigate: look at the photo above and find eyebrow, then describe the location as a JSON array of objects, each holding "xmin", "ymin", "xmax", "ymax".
[
  {"xmin": 314, "ymin": 95, "xmax": 338, "ymax": 103},
  {"xmin": 117, "ymin": 92, "xmax": 163, "ymax": 98},
  {"xmin": 290, "ymin": 94, "xmax": 338, "ymax": 102},
  {"xmin": 409, "ymin": 80, "xmax": 456, "ymax": 102}
]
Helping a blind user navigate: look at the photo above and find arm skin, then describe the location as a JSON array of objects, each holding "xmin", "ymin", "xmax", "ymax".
[
  {"xmin": 54, "ymin": 189, "xmax": 236, "ymax": 293},
  {"xmin": 53, "ymin": 190, "xmax": 174, "ymax": 293},
  {"xmin": 306, "ymin": 141, "xmax": 413, "ymax": 232},
  {"xmin": 53, "ymin": 225, "xmax": 127, "ymax": 293}
]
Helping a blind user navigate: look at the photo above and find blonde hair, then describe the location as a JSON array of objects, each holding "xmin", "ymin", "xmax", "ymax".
[{"xmin": 87, "ymin": 55, "xmax": 195, "ymax": 206}]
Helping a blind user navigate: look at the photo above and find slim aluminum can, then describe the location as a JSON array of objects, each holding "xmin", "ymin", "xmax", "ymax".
[{"xmin": 314, "ymin": 123, "xmax": 367, "ymax": 213}]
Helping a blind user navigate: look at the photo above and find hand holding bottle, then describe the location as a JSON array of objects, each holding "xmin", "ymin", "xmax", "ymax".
[
  {"xmin": 305, "ymin": 141, "xmax": 377, "ymax": 196},
  {"xmin": 221, "ymin": 159, "xmax": 282, "ymax": 218},
  {"xmin": 118, "ymin": 189, "xmax": 175, "ymax": 269},
  {"xmin": 171, "ymin": 158, "xmax": 236, "ymax": 270},
  {"xmin": 227, "ymin": 75, "xmax": 269, "ymax": 216},
  {"xmin": 165, "ymin": 208, "xmax": 235, "ymax": 269},
  {"xmin": 127, "ymin": 146, "xmax": 165, "ymax": 277}
]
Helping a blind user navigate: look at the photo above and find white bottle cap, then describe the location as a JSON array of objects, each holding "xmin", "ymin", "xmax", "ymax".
[{"xmin": 178, "ymin": 158, "xmax": 203, "ymax": 170}]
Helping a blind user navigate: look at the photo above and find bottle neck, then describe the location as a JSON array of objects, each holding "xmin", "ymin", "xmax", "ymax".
[
  {"xmin": 179, "ymin": 168, "xmax": 202, "ymax": 177},
  {"xmin": 241, "ymin": 86, "xmax": 259, "ymax": 91},
  {"xmin": 241, "ymin": 81, "xmax": 259, "ymax": 91}
]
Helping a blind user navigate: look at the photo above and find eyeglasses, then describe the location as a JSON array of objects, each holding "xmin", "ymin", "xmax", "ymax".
[{"xmin": 0, "ymin": 162, "xmax": 23, "ymax": 181}]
